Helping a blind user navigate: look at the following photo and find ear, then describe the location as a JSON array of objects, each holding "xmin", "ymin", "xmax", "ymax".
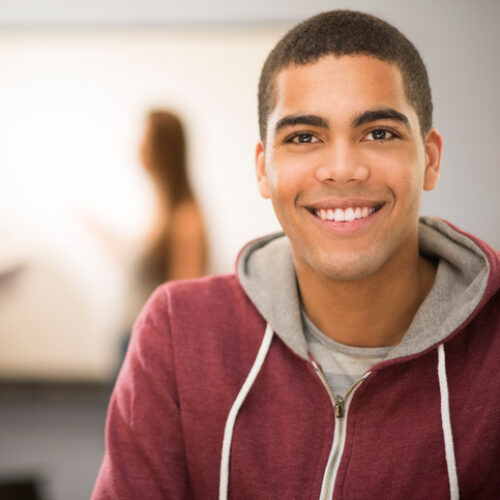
[
  {"xmin": 255, "ymin": 141, "xmax": 270, "ymax": 199},
  {"xmin": 423, "ymin": 128, "xmax": 443, "ymax": 191}
]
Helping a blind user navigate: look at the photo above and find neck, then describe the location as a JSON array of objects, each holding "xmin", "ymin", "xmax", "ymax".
[{"xmin": 297, "ymin": 251, "xmax": 437, "ymax": 348}]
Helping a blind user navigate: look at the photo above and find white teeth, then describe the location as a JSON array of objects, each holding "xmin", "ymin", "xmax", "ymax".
[
  {"xmin": 334, "ymin": 208, "xmax": 345, "ymax": 222},
  {"xmin": 345, "ymin": 207, "xmax": 355, "ymax": 221},
  {"xmin": 315, "ymin": 205, "xmax": 377, "ymax": 222}
]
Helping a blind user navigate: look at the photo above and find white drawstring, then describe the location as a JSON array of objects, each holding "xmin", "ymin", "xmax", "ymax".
[
  {"xmin": 219, "ymin": 323, "xmax": 274, "ymax": 500},
  {"xmin": 219, "ymin": 333, "xmax": 459, "ymax": 499},
  {"xmin": 438, "ymin": 344, "xmax": 460, "ymax": 500}
]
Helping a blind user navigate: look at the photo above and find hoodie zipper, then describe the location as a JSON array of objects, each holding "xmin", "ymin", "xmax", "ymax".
[{"xmin": 312, "ymin": 361, "xmax": 370, "ymax": 500}]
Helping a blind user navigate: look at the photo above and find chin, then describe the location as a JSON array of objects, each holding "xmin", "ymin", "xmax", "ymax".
[{"xmin": 310, "ymin": 252, "xmax": 386, "ymax": 283}]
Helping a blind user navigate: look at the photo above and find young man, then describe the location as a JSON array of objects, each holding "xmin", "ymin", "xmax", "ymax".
[{"xmin": 93, "ymin": 10, "xmax": 500, "ymax": 500}]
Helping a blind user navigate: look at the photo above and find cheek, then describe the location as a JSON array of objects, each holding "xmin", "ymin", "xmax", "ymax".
[
  {"xmin": 266, "ymin": 163, "xmax": 308, "ymax": 231},
  {"xmin": 369, "ymin": 147, "xmax": 424, "ymax": 197},
  {"xmin": 264, "ymin": 165, "xmax": 280, "ymax": 195},
  {"xmin": 266, "ymin": 157, "xmax": 304, "ymax": 200},
  {"xmin": 389, "ymin": 165, "xmax": 425, "ymax": 220}
]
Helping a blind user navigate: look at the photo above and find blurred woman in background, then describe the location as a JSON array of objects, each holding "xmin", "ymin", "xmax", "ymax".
[
  {"xmin": 139, "ymin": 110, "xmax": 207, "ymax": 286},
  {"xmin": 82, "ymin": 109, "xmax": 207, "ymax": 362},
  {"xmin": 118, "ymin": 110, "xmax": 207, "ymax": 357}
]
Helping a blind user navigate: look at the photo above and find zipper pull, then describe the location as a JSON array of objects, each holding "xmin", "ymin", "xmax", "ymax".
[{"xmin": 334, "ymin": 396, "xmax": 345, "ymax": 419}]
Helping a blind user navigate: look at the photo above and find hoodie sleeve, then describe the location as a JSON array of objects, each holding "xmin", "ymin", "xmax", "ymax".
[{"xmin": 92, "ymin": 287, "xmax": 191, "ymax": 500}]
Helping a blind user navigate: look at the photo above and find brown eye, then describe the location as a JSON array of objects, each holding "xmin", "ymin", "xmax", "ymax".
[
  {"xmin": 291, "ymin": 133, "xmax": 318, "ymax": 144},
  {"xmin": 365, "ymin": 129, "xmax": 396, "ymax": 141},
  {"xmin": 372, "ymin": 129, "xmax": 387, "ymax": 140}
]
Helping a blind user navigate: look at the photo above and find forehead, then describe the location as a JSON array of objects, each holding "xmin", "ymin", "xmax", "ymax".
[{"xmin": 271, "ymin": 55, "xmax": 411, "ymax": 121}]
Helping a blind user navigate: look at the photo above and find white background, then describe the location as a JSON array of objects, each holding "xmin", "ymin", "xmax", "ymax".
[{"xmin": 0, "ymin": 0, "xmax": 498, "ymax": 380}]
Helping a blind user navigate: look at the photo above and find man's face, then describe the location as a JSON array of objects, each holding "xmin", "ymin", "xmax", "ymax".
[{"xmin": 256, "ymin": 55, "xmax": 442, "ymax": 283}]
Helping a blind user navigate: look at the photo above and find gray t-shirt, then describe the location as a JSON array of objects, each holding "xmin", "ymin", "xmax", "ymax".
[{"xmin": 302, "ymin": 310, "xmax": 392, "ymax": 397}]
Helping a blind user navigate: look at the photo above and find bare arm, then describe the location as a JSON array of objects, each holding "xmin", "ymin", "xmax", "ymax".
[{"xmin": 166, "ymin": 201, "xmax": 207, "ymax": 280}]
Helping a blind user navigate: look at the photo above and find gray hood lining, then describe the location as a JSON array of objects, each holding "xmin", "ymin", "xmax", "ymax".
[
  {"xmin": 237, "ymin": 234, "xmax": 308, "ymax": 359},
  {"xmin": 237, "ymin": 217, "xmax": 491, "ymax": 361}
]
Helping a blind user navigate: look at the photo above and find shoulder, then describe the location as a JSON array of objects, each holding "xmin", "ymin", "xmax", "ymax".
[
  {"xmin": 123, "ymin": 275, "xmax": 252, "ymax": 371},
  {"xmin": 133, "ymin": 274, "xmax": 266, "ymax": 377},
  {"xmin": 141, "ymin": 274, "xmax": 262, "ymax": 334},
  {"xmin": 156, "ymin": 273, "xmax": 243, "ymax": 307}
]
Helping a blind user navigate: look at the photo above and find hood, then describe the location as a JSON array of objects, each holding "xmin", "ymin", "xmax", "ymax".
[{"xmin": 236, "ymin": 216, "xmax": 499, "ymax": 361}]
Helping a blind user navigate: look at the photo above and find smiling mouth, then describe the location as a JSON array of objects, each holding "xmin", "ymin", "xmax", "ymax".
[{"xmin": 310, "ymin": 204, "xmax": 384, "ymax": 222}]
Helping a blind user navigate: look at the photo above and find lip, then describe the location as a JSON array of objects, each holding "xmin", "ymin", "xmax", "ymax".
[
  {"xmin": 304, "ymin": 197, "xmax": 383, "ymax": 210},
  {"xmin": 306, "ymin": 201, "xmax": 385, "ymax": 235}
]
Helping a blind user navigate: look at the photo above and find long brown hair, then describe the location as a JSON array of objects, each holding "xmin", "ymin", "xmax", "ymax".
[
  {"xmin": 141, "ymin": 109, "xmax": 196, "ymax": 282},
  {"xmin": 143, "ymin": 110, "xmax": 194, "ymax": 208}
]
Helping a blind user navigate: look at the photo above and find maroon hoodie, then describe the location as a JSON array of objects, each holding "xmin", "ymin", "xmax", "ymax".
[{"xmin": 92, "ymin": 217, "xmax": 500, "ymax": 499}]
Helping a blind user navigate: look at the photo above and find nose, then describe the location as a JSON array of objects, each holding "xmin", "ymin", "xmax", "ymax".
[{"xmin": 315, "ymin": 139, "xmax": 369, "ymax": 184}]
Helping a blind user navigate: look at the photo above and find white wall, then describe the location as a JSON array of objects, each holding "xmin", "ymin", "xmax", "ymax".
[
  {"xmin": 0, "ymin": 1, "xmax": 498, "ymax": 380},
  {"xmin": 0, "ymin": 26, "xmax": 286, "ymax": 380},
  {"xmin": 0, "ymin": 26, "xmax": 284, "ymax": 274}
]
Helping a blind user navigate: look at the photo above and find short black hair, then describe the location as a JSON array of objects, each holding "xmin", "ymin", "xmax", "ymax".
[{"xmin": 258, "ymin": 10, "xmax": 432, "ymax": 141}]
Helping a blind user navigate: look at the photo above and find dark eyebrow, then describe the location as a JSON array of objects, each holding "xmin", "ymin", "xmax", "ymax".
[
  {"xmin": 275, "ymin": 114, "xmax": 329, "ymax": 133},
  {"xmin": 352, "ymin": 108, "xmax": 410, "ymax": 129}
]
